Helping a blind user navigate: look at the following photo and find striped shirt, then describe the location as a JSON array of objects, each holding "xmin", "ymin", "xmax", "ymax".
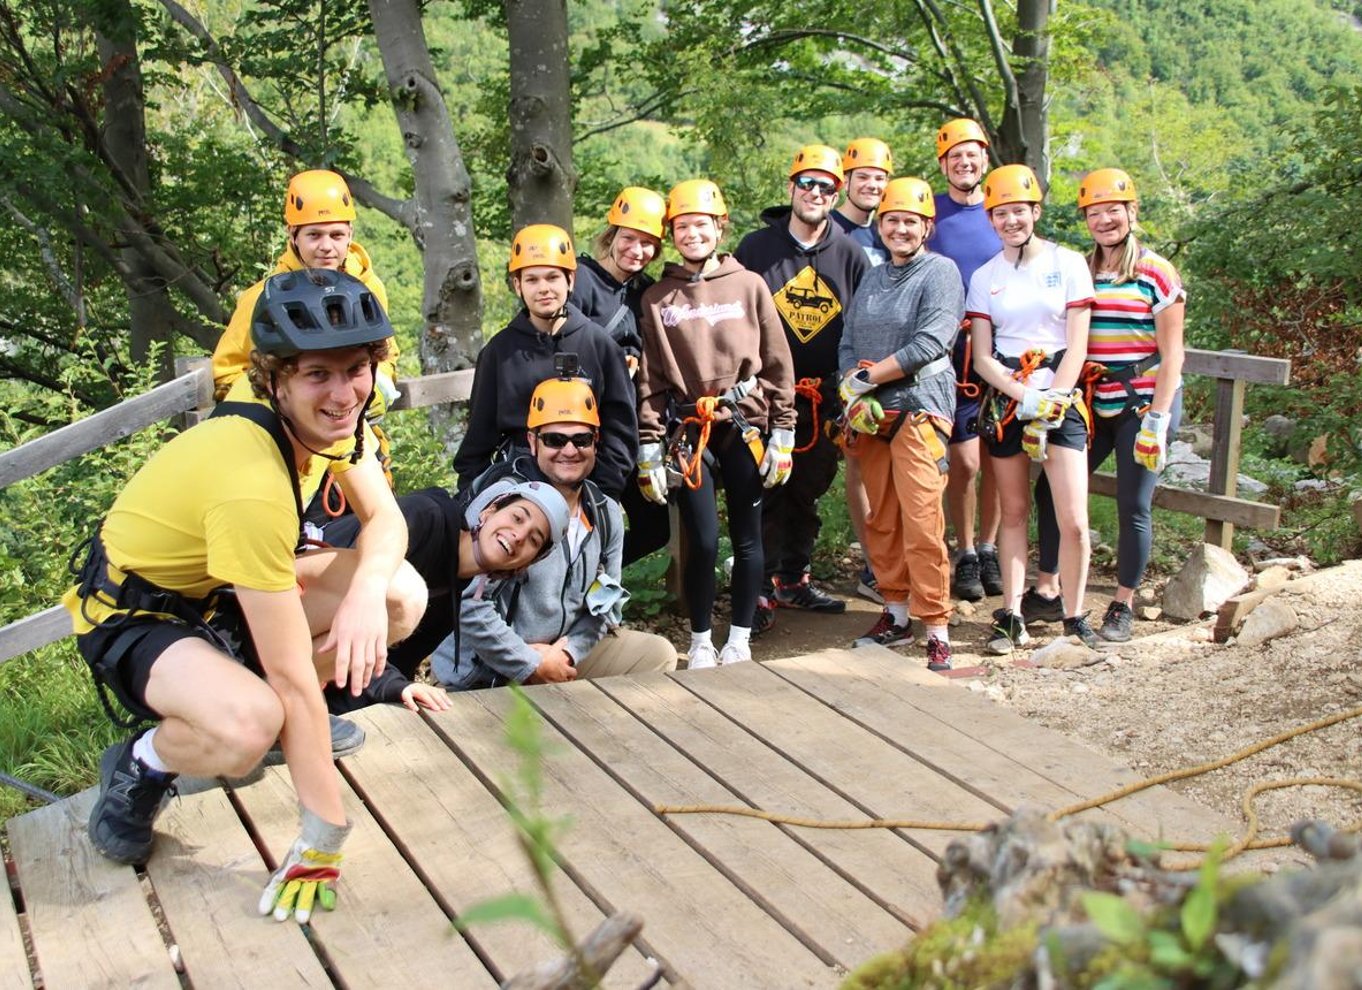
[{"xmin": 1089, "ymin": 248, "xmax": 1185, "ymax": 417}]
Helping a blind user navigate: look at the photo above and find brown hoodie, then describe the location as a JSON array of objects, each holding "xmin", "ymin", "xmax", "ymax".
[{"xmin": 637, "ymin": 254, "xmax": 795, "ymax": 442}]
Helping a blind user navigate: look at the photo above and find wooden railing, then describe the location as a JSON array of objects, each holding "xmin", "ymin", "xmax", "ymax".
[{"xmin": 0, "ymin": 348, "xmax": 1289, "ymax": 667}]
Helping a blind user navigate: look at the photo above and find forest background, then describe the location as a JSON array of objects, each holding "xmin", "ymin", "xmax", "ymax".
[{"xmin": 1, "ymin": 0, "xmax": 1362, "ymax": 814}]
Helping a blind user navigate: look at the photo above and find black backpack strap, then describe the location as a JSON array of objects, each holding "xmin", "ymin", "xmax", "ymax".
[{"xmin": 211, "ymin": 401, "xmax": 306, "ymax": 551}]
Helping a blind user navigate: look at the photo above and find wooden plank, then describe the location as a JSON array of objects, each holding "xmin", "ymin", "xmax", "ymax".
[
  {"xmin": 1088, "ymin": 472, "xmax": 1279, "ymax": 530},
  {"xmin": 335, "ymin": 704, "xmax": 655, "ymax": 988},
  {"xmin": 0, "ymin": 368, "xmax": 207, "ymax": 490},
  {"xmin": 532, "ymin": 679, "xmax": 915, "ymax": 969},
  {"xmin": 0, "ymin": 838, "xmax": 33, "ymax": 990},
  {"xmin": 439, "ymin": 689, "xmax": 841, "ymax": 989},
  {"xmin": 229, "ymin": 764, "xmax": 497, "ymax": 988},
  {"xmin": 389, "ymin": 369, "xmax": 475, "ymax": 411},
  {"xmin": 0, "ymin": 606, "xmax": 69, "ymax": 669},
  {"xmin": 673, "ymin": 661, "xmax": 1003, "ymax": 858},
  {"xmin": 7, "ymin": 791, "xmax": 178, "ymax": 990},
  {"xmin": 172, "ymin": 356, "xmax": 215, "ymax": 431},
  {"xmin": 594, "ymin": 674, "xmax": 944, "ymax": 931},
  {"xmin": 1206, "ymin": 376, "xmax": 1247, "ymax": 547},
  {"xmin": 1183, "ymin": 348, "xmax": 1290, "ymax": 386},
  {"xmin": 143, "ymin": 785, "xmax": 331, "ymax": 988}
]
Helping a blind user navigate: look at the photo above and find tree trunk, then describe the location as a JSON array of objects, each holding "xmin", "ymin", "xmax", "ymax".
[
  {"xmin": 367, "ymin": 0, "xmax": 483, "ymax": 391},
  {"xmin": 505, "ymin": 0, "xmax": 577, "ymax": 232},
  {"xmin": 994, "ymin": 0, "xmax": 1052, "ymax": 183},
  {"xmin": 96, "ymin": 7, "xmax": 179, "ymax": 380}
]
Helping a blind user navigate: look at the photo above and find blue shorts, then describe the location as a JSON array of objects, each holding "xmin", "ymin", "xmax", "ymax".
[{"xmin": 952, "ymin": 395, "xmax": 981, "ymax": 444}]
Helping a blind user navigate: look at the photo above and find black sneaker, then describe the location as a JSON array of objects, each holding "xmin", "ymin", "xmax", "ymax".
[
  {"xmin": 987, "ymin": 608, "xmax": 1031, "ymax": 655},
  {"xmin": 753, "ymin": 595, "xmax": 777, "ymax": 637},
  {"xmin": 263, "ymin": 714, "xmax": 367, "ymax": 768},
  {"xmin": 978, "ymin": 546, "xmax": 1004, "ymax": 596},
  {"xmin": 774, "ymin": 575, "xmax": 847, "ymax": 614},
  {"xmin": 852, "ymin": 610, "xmax": 914, "ymax": 648},
  {"xmin": 951, "ymin": 552, "xmax": 985, "ymax": 602},
  {"xmin": 1099, "ymin": 600, "xmax": 1134, "ymax": 643},
  {"xmin": 88, "ymin": 733, "xmax": 177, "ymax": 865},
  {"xmin": 926, "ymin": 636, "xmax": 953, "ymax": 672},
  {"xmin": 1064, "ymin": 613, "xmax": 1101, "ymax": 649},
  {"xmin": 1020, "ymin": 587, "xmax": 1064, "ymax": 624}
]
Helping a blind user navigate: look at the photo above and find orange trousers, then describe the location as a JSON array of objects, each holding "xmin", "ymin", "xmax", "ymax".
[{"xmin": 850, "ymin": 416, "xmax": 952, "ymax": 626}]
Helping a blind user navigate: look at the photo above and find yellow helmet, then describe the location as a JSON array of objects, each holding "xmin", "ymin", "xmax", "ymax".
[
  {"xmin": 878, "ymin": 177, "xmax": 936, "ymax": 219},
  {"xmin": 983, "ymin": 164, "xmax": 1043, "ymax": 211},
  {"xmin": 607, "ymin": 186, "xmax": 666, "ymax": 239},
  {"xmin": 527, "ymin": 376, "xmax": 600, "ymax": 429},
  {"xmin": 509, "ymin": 224, "xmax": 576, "ymax": 273},
  {"xmin": 788, "ymin": 144, "xmax": 845, "ymax": 185},
  {"xmin": 284, "ymin": 170, "xmax": 356, "ymax": 226},
  {"xmin": 666, "ymin": 179, "xmax": 728, "ymax": 221},
  {"xmin": 842, "ymin": 138, "xmax": 894, "ymax": 175},
  {"xmin": 935, "ymin": 118, "xmax": 991, "ymax": 160},
  {"xmin": 1077, "ymin": 168, "xmax": 1138, "ymax": 210}
]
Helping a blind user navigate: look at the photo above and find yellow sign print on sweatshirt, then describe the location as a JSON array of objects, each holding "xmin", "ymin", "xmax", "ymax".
[{"xmin": 772, "ymin": 266, "xmax": 841, "ymax": 344}]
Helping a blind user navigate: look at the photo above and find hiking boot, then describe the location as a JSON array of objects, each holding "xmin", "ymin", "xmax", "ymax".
[
  {"xmin": 1099, "ymin": 600, "xmax": 1134, "ymax": 643},
  {"xmin": 856, "ymin": 564, "xmax": 884, "ymax": 605},
  {"xmin": 773, "ymin": 574, "xmax": 847, "ymax": 613},
  {"xmin": 987, "ymin": 609, "xmax": 1031, "ymax": 655},
  {"xmin": 88, "ymin": 733, "xmax": 177, "ymax": 865},
  {"xmin": 263, "ymin": 715, "xmax": 367, "ymax": 768},
  {"xmin": 925, "ymin": 636, "xmax": 953, "ymax": 672},
  {"xmin": 1020, "ymin": 587, "xmax": 1064, "ymax": 624},
  {"xmin": 687, "ymin": 640, "xmax": 719, "ymax": 670},
  {"xmin": 1063, "ymin": 613, "xmax": 1101, "ymax": 649},
  {"xmin": 951, "ymin": 552, "xmax": 985, "ymax": 602},
  {"xmin": 978, "ymin": 546, "xmax": 1004, "ymax": 596},
  {"xmin": 718, "ymin": 642, "xmax": 752, "ymax": 665},
  {"xmin": 753, "ymin": 595, "xmax": 777, "ymax": 637},
  {"xmin": 852, "ymin": 610, "xmax": 914, "ymax": 648}
]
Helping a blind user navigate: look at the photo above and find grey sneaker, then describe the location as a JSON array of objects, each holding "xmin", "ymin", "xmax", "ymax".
[
  {"xmin": 88, "ymin": 733, "xmax": 177, "ymax": 865},
  {"xmin": 263, "ymin": 715, "xmax": 367, "ymax": 767},
  {"xmin": 978, "ymin": 546, "xmax": 1004, "ymax": 596},
  {"xmin": 1099, "ymin": 600, "xmax": 1134, "ymax": 642},
  {"xmin": 856, "ymin": 564, "xmax": 884, "ymax": 605},
  {"xmin": 1064, "ymin": 613, "xmax": 1101, "ymax": 649},
  {"xmin": 1020, "ymin": 587, "xmax": 1064, "ymax": 624},
  {"xmin": 987, "ymin": 609, "xmax": 1031, "ymax": 655},
  {"xmin": 951, "ymin": 552, "xmax": 985, "ymax": 602}
]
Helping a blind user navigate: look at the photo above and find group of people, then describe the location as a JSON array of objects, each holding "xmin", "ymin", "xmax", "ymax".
[{"xmin": 61, "ymin": 116, "xmax": 1184, "ymax": 923}]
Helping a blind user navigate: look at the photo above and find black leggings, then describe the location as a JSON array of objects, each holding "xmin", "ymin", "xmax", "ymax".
[
  {"xmin": 1036, "ymin": 390, "xmax": 1183, "ymax": 589},
  {"xmin": 620, "ymin": 479, "xmax": 672, "ymax": 566},
  {"xmin": 674, "ymin": 423, "xmax": 765, "ymax": 632}
]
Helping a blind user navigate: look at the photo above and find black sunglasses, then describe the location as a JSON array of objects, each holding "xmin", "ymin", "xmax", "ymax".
[
  {"xmin": 537, "ymin": 430, "xmax": 597, "ymax": 449},
  {"xmin": 793, "ymin": 175, "xmax": 839, "ymax": 196}
]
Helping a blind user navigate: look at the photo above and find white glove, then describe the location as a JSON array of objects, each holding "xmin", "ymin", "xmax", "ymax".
[
  {"xmin": 1018, "ymin": 387, "xmax": 1070, "ymax": 424},
  {"xmin": 760, "ymin": 428, "xmax": 796, "ymax": 488},
  {"xmin": 1134, "ymin": 410, "xmax": 1171, "ymax": 473},
  {"xmin": 637, "ymin": 442, "xmax": 669, "ymax": 505},
  {"xmin": 259, "ymin": 807, "xmax": 351, "ymax": 923},
  {"xmin": 838, "ymin": 368, "xmax": 876, "ymax": 406}
]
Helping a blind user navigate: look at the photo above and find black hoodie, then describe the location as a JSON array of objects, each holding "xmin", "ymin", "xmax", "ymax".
[
  {"xmin": 569, "ymin": 255, "xmax": 654, "ymax": 359},
  {"xmin": 733, "ymin": 206, "xmax": 870, "ymax": 382},
  {"xmin": 453, "ymin": 303, "xmax": 637, "ymax": 499}
]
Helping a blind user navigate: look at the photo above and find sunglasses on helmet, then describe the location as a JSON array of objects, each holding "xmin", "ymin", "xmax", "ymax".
[{"xmin": 537, "ymin": 430, "xmax": 597, "ymax": 450}]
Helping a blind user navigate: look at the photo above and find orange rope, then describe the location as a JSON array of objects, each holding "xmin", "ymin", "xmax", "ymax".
[
  {"xmin": 792, "ymin": 377, "xmax": 823, "ymax": 453},
  {"xmin": 322, "ymin": 470, "xmax": 347, "ymax": 518},
  {"xmin": 1078, "ymin": 361, "xmax": 1107, "ymax": 441},
  {"xmin": 992, "ymin": 348, "xmax": 1049, "ymax": 441},
  {"xmin": 677, "ymin": 395, "xmax": 719, "ymax": 491},
  {"xmin": 956, "ymin": 324, "xmax": 980, "ymax": 399}
]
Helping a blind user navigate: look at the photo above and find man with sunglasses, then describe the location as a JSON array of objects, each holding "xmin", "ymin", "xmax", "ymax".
[
  {"xmin": 431, "ymin": 375, "xmax": 678, "ymax": 689},
  {"xmin": 734, "ymin": 144, "xmax": 869, "ymax": 630}
]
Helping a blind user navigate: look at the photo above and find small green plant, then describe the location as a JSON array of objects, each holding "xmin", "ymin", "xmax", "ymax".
[{"xmin": 621, "ymin": 551, "xmax": 675, "ymax": 620}]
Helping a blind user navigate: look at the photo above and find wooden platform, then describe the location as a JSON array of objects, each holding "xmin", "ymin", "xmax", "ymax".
[{"xmin": 4, "ymin": 647, "xmax": 1243, "ymax": 989}]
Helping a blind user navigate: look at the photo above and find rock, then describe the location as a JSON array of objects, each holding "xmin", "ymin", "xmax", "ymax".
[
  {"xmin": 1294, "ymin": 478, "xmax": 1330, "ymax": 492},
  {"xmin": 1254, "ymin": 565, "xmax": 1292, "ymax": 591},
  {"xmin": 1162, "ymin": 544, "xmax": 1251, "ymax": 620},
  {"xmin": 1188, "ymin": 626, "xmax": 1214, "ymax": 643},
  {"xmin": 948, "ymin": 612, "xmax": 962, "ymax": 628},
  {"xmin": 1031, "ymin": 638, "xmax": 1103, "ymax": 670},
  {"xmin": 1262, "ymin": 414, "xmax": 1297, "ymax": 456},
  {"xmin": 1138, "ymin": 605, "xmax": 1163, "ymax": 621},
  {"xmin": 1163, "ymin": 440, "xmax": 1269, "ymax": 495},
  {"xmin": 1070, "ymin": 683, "xmax": 1090, "ymax": 694},
  {"xmin": 1237, "ymin": 599, "xmax": 1299, "ymax": 648},
  {"xmin": 1175, "ymin": 424, "xmax": 1215, "ymax": 459},
  {"xmin": 1136, "ymin": 586, "xmax": 1158, "ymax": 605},
  {"xmin": 955, "ymin": 600, "xmax": 978, "ymax": 617}
]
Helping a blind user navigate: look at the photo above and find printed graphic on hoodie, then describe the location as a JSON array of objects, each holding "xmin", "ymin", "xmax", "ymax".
[{"xmin": 772, "ymin": 266, "xmax": 841, "ymax": 343}]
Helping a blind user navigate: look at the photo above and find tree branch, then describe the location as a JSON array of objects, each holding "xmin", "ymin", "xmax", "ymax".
[
  {"xmin": 575, "ymin": 86, "xmax": 697, "ymax": 142},
  {"xmin": 2, "ymin": 197, "xmax": 85, "ymax": 319},
  {"xmin": 739, "ymin": 27, "xmax": 918, "ymax": 65}
]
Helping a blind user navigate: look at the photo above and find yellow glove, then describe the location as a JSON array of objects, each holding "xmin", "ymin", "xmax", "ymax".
[
  {"xmin": 637, "ymin": 442, "xmax": 669, "ymax": 506},
  {"xmin": 1018, "ymin": 387, "xmax": 1071, "ymax": 424},
  {"xmin": 846, "ymin": 396, "xmax": 884, "ymax": 434},
  {"xmin": 760, "ymin": 428, "xmax": 796, "ymax": 488},
  {"xmin": 1133, "ymin": 410, "xmax": 1170, "ymax": 473},
  {"xmin": 259, "ymin": 808, "xmax": 351, "ymax": 924},
  {"xmin": 1022, "ymin": 420, "xmax": 1052, "ymax": 462}
]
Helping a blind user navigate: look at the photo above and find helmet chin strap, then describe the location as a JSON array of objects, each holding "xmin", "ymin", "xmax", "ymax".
[{"xmin": 269, "ymin": 368, "xmax": 374, "ymax": 465}]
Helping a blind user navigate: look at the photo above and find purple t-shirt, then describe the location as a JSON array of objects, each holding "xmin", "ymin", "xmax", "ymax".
[{"xmin": 928, "ymin": 193, "xmax": 1002, "ymax": 378}]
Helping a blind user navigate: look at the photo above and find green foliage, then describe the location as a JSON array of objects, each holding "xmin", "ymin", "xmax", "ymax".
[{"xmin": 621, "ymin": 551, "xmax": 674, "ymax": 620}]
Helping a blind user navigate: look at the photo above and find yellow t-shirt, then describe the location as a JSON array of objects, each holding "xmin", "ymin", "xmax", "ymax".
[
  {"xmin": 211, "ymin": 240, "xmax": 395, "ymax": 398},
  {"xmin": 63, "ymin": 398, "xmax": 353, "ymax": 634}
]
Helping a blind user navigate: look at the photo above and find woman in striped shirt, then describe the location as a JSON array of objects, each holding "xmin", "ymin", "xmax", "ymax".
[{"xmin": 1034, "ymin": 168, "xmax": 1186, "ymax": 642}]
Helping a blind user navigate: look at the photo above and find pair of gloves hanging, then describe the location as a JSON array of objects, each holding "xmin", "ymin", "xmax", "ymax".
[{"xmin": 637, "ymin": 432, "xmax": 796, "ymax": 503}]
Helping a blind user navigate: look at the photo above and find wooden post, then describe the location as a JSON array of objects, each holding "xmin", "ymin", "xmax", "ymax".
[
  {"xmin": 1205, "ymin": 361, "xmax": 1246, "ymax": 549},
  {"xmin": 665, "ymin": 503, "xmax": 689, "ymax": 615},
  {"xmin": 174, "ymin": 356, "xmax": 215, "ymax": 431}
]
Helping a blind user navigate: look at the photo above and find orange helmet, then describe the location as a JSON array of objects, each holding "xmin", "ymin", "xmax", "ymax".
[
  {"xmin": 983, "ymin": 164, "xmax": 1043, "ymax": 211},
  {"xmin": 878, "ymin": 177, "xmax": 936, "ymax": 219},
  {"xmin": 527, "ymin": 376, "xmax": 599, "ymax": 428},
  {"xmin": 284, "ymin": 170, "xmax": 356, "ymax": 226},
  {"xmin": 509, "ymin": 224, "xmax": 576, "ymax": 273},
  {"xmin": 1077, "ymin": 168, "xmax": 1138, "ymax": 210},
  {"xmin": 607, "ymin": 186, "xmax": 666, "ymax": 239},
  {"xmin": 935, "ymin": 118, "xmax": 990, "ymax": 160},
  {"xmin": 788, "ymin": 144, "xmax": 844, "ymax": 185},
  {"xmin": 666, "ymin": 179, "xmax": 728, "ymax": 221},
  {"xmin": 842, "ymin": 138, "xmax": 894, "ymax": 175}
]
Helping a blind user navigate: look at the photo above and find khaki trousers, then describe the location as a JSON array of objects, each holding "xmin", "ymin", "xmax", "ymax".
[{"xmin": 576, "ymin": 628, "xmax": 679, "ymax": 679}]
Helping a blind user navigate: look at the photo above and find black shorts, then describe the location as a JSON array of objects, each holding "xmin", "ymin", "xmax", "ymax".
[
  {"xmin": 77, "ymin": 601, "xmax": 259, "ymax": 723},
  {"xmin": 984, "ymin": 404, "xmax": 1088, "ymax": 459},
  {"xmin": 952, "ymin": 395, "xmax": 981, "ymax": 445}
]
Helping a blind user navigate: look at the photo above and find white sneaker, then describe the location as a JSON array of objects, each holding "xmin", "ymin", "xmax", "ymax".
[
  {"xmin": 718, "ymin": 642, "xmax": 752, "ymax": 665},
  {"xmin": 687, "ymin": 641, "xmax": 719, "ymax": 670}
]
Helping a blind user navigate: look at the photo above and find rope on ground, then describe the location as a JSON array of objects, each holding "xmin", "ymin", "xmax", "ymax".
[{"xmin": 654, "ymin": 704, "xmax": 1362, "ymax": 864}]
